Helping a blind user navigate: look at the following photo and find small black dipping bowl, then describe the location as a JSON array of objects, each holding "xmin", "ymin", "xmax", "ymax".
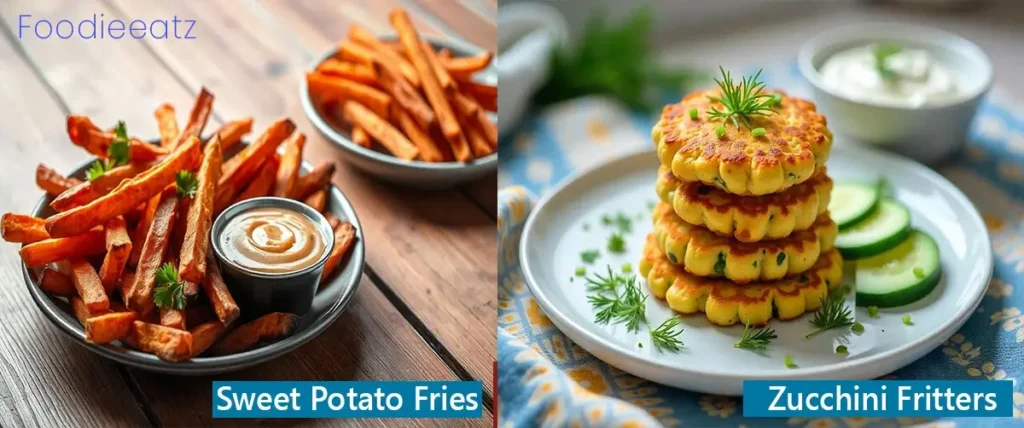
[{"xmin": 211, "ymin": 197, "xmax": 336, "ymax": 316}]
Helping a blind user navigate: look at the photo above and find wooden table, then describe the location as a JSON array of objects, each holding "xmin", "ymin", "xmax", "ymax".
[{"xmin": 0, "ymin": 1, "xmax": 496, "ymax": 426}]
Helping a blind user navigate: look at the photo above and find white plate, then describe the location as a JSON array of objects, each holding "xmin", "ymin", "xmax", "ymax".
[{"xmin": 519, "ymin": 142, "xmax": 992, "ymax": 395}]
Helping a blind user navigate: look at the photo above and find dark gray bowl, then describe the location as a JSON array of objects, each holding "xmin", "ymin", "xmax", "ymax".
[
  {"xmin": 21, "ymin": 146, "xmax": 365, "ymax": 375},
  {"xmin": 300, "ymin": 35, "xmax": 497, "ymax": 189}
]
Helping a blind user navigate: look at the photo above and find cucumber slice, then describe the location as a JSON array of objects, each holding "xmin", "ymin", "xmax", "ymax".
[
  {"xmin": 829, "ymin": 182, "xmax": 881, "ymax": 229},
  {"xmin": 855, "ymin": 230, "xmax": 941, "ymax": 308},
  {"xmin": 835, "ymin": 199, "xmax": 911, "ymax": 259}
]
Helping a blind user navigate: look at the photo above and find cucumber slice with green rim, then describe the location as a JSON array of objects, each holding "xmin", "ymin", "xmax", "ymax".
[
  {"xmin": 855, "ymin": 230, "xmax": 941, "ymax": 308},
  {"xmin": 829, "ymin": 182, "xmax": 881, "ymax": 229},
  {"xmin": 835, "ymin": 199, "xmax": 911, "ymax": 259}
]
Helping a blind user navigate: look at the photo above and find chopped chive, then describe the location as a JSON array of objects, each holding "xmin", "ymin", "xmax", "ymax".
[
  {"xmin": 913, "ymin": 267, "xmax": 925, "ymax": 279},
  {"xmin": 776, "ymin": 252, "xmax": 786, "ymax": 265},
  {"xmin": 607, "ymin": 234, "xmax": 626, "ymax": 253},
  {"xmin": 751, "ymin": 127, "xmax": 766, "ymax": 137},
  {"xmin": 638, "ymin": 342, "xmax": 643, "ymax": 348},
  {"xmin": 836, "ymin": 345, "xmax": 848, "ymax": 354},
  {"xmin": 851, "ymin": 322, "xmax": 864, "ymax": 333},
  {"xmin": 689, "ymin": 108, "xmax": 698, "ymax": 120},
  {"xmin": 580, "ymin": 250, "xmax": 600, "ymax": 264},
  {"xmin": 621, "ymin": 263, "xmax": 633, "ymax": 273},
  {"xmin": 868, "ymin": 306, "xmax": 879, "ymax": 318},
  {"xmin": 902, "ymin": 315, "xmax": 913, "ymax": 325},
  {"xmin": 771, "ymin": 94, "xmax": 782, "ymax": 106},
  {"xmin": 784, "ymin": 355, "xmax": 796, "ymax": 369},
  {"xmin": 575, "ymin": 266, "xmax": 587, "ymax": 277},
  {"xmin": 713, "ymin": 253, "xmax": 726, "ymax": 275},
  {"xmin": 714, "ymin": 125, "xmax": 727, "ymax": 137}
]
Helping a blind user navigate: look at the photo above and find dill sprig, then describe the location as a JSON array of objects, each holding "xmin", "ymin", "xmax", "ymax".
[
  {"xmin": 706, "ymin": 67, "xmax": 776, "ymax": 129},
  {"xmin": 805, "ymin": 293, "xmax": 854, "ymax": 339},
  {"xmin": 584, "ymin": 267, "xmax": 684, "ymax": 351},
  {"xmin": 734, "ymin": 322, "xmax": 777, "ymax": 351}
]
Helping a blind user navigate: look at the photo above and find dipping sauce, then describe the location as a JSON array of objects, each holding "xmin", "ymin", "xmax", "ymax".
[
  {"xmin": 219, "ymin": 207, "xmax": 327, "ymax": 274},
  {"xmin": 820, "ymin": 43, "xmax": 961, "ymax": 108}
]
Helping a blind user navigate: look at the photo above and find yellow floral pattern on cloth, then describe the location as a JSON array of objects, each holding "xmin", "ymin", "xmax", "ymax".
[{"xmin": 497, "ymin": 62, "xmax": 1024, "ymax": 427}]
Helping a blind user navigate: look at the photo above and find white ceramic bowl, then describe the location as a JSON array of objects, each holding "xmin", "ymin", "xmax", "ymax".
[{"xmin": 799, "ymin": 23, "xmax": 992, "ymax": 165}]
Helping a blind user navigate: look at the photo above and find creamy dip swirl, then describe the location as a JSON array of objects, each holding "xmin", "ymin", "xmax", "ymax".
[
  {"xmin": 820, "ymin": 43, "xmax": 961, "ymax": 108},
  {"xmin": 220, "ymin": 207, "xmax": 326, "ymax": 274}
]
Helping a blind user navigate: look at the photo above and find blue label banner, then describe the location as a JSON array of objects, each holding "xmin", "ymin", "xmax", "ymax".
[
  {"xmin": 743, "ymin": 380, "xmax": 1013, "ymax": 418},
  {"xmin": 212, "ymin": 381, "xmax": 483, "ymax": 418}
]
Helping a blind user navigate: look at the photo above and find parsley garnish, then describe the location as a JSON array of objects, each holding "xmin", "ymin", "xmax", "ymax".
[
  {"xmin": 805, "ymin": 293, "xmax": 854, "ymax": 339},
  {"xmin": 734, "ymin": 322, "xmax": 776, "ymax": 352},
  {"xmin": 86, "ymin": 121, "xmax": 131, "ymax": 181},
  {"xmin": 580, "ymin": 250, "xmax": 600, "ymax": 264},
  {"xmin": 585, "ymin": 267, "xmax": 683, "ymax": 352},
  {"xmin": 152, "ymin": 263, "xmax": 186, "ymax": 310},
  {"xmin": 706, "ymin": 67, "xmax": 776, "ymax": 129},
  {"xmin": 175, "ymin": 170, "xmax": 198, "ymax": 198},
  {"xmin": 607, "ymin": 233, "xmax": 626, "ymax": 253}
]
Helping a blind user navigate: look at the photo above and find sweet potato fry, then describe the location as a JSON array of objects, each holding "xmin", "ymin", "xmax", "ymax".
[
  {"xmin": 70, "ymin": 296, "xmax": 99, "ymax": 325},
  {"xmin": 234, "ymin": 154, "xmax": 279, "ymax": 203},
  {"xmin": 160, "ymin": 307, "xmax": 186, "ymax": 330},
  {"xmin": 351, "ymin": 125, "xmax": 372, "ymax": 148},
  {"xmin": 343, "ymin": 101, "xmax": 419, "ymax": 160},
  {"xmin": 179, "ymin": 140, "xmax": 223, "ymax": 283},
  {"xmin": 462, "ymin": 81, "xmax": 497, "ymax": 112},
  {"xmin": 324, "ymin": 213, "xmax": 341, "ymax": 230},
  {"xmin": 212, "ymin": 117, "xmax": 254, "ymax": 152},
  {"xmin": 154, "ymin": 103, "xmax": 179, "ymax": 147},
  {"xmin": 66, "ymin": 115, "xmax": 168, "ymax": 163},
  {"xmin": 421, "ymin": 41, "xmax": 453, "ymax": 91},
  {"xmin": 1, "ymin": 213, "xmax": 49, "ymax": 243},
  {"xmin": 189, "ymin": 321, "xmax": 228, "ymax": 358},
  {"xmin": 166, "ymin": 254, "xmax": 199, "ymax": 297},
  {"xmin": 213, "ymin": 182, "xmax": 236, "ymax": 216},
  {"xmin": 127, "ymin": 187, "xmax": 179, "ymax": 317},
  {"xmin": 465, "ymin": 119, "xmax": 495, "ymax": 158},
  {"xmin": 306, "ymin": 72, "xmax": 391, "ymax": 119},
  {"xmin": 371, "ymin": 61, "xmax": 434, "ymax": 129},
  {"xmin": 390, "ymin": 9, "xmax": 469, "ymax": 161},
  {"xmin": 289, "ymin": 162, "xmax": 336, "ymax": 200},
  {"xmin": 174, "ymin": 87, "xmax": 214, "ymax": 148},
  {"xmin": 36, "ymin": 164, "xmax": 81, "ymax": 196},
  {"xmin": 128, "ymin": 321, "xmax": 192, "ymax": 362},
  {"xmin": 67, "ymin": 257, "xmax": 109, "ymax": 312},
  {"xmin": 442, "ymin": 51, "xmax": 493, "ymax": 77},
  {"xmin": 322, "ymin": 222, "xmax": 358, "ymax": 280},
  {"xmin": 119, "ymin": 269, "xmax": 135, "ymax": 303},
  {"xmin": 450, "ymin": 91, "xmax": 481, "ymax": 118},
  {"xmin": 474, "ymin": 109, "xmax": 497, "ymax": 148},
  {"xmin": 211, "ymin": 312, "xmax": 299, "ymax": 355},
  {"xmin": 98, "ymin": 216, "xmax": 131, "ymax": 294},
  {"xmin": 348, "ymin": 24, "xmax": 421, "ymax": 87},
  {"xmin": 396, "ymin": 108, "xmax": 444, "ymax": 162},
  {"xmin": 51, "ymin": 163, "xmax": 149, "ymax": 212},
  {"xmin": 184, "ymin": 304, "xmax": 216, "ymax": 326},
  {"xmin": 303, "ymin": 189, "xmax": 327, "ymax": 212},
  {"xmin": 45, "ymin": 137, "xmax": 201, "ymax": 238},
  {"xmin": 338, "ymin": 40, "xmax": 374, "ymax": 66},
  {"xmin": 85, "ymin": 311, "xmax": 136, "ymax": 344},
  {"xmin": 38, "ymin": 268, "xmax": 76, "ymax": 297},
  {"xmin": 19, "ymin": 228, "xmax": 106, "ymax": 268},
  {"xmin": 273, "ymin": 133, "xmax": 306, "ymax": 197},
  {"xmin": 128, "ymin": 195, "xmax": 161, "ymax": 266},
  {"xmin": 218, "ymin": 119, "xmax": 294, "ymax": 205},
  {"xmin": 203, "ymin": 252, "xmax": 240, "ymax": 325},
  {"xmin": 317, "ymin": 59, "xmax": 379, "ymax": 87}
]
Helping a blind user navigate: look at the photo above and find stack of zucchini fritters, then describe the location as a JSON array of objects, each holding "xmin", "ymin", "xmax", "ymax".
[{"xmin": 639, "ymin": 78, "xmax": 843, "ymax": 326}]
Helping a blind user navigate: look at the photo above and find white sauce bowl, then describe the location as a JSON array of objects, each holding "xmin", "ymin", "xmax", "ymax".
[{"xmin": 799, "ymin": 23, "xmax": 992, "ymax": 164}]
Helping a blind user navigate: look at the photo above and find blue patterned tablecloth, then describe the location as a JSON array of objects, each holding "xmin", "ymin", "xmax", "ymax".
[{"xmin": 496, "ymin": 61, "xmax": 1024, "ymax": 427}]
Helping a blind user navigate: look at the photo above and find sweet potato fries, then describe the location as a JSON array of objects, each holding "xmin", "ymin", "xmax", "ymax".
[{"xmin": 5, "ymin": 88, "xmax": 360, "ymax": 362}]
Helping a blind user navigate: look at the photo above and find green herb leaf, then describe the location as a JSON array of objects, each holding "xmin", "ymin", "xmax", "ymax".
[
  {"xmin": 751, "ymin": 127, "xmax": 767, "ymax": 137},
  {"xmin": 805, "ymin": 293, "xmax": 854, "ymax": 339},
  {"xmin": 784, "ymin": 355, "xmax": 796, "ymax": 368},
  {"xmin": 851, "ymin": 322, "xmax": 865, "ymax": 333},
  {"xmin": 706, "ymin": 67, "xmax": 776, "ymax": 128},
  {"xmin": 152, "ymin": 263, "xmax": 186, "ymax": 310},
  {"xmin": 650, "ymin": 316, "xmax": 684, "ymax": 352},
  {"xmin": 713, "ymin": 253, "xmax": 726, "ymax": 275},
  {"xmin": 868, "ymin": 306, "xmax": 879, "ymax": 318},
  {"xmin": 107, "ymin": 121, "xmax": 131, "ymax": 167},
  {"xmin": 580, "ymin": 249, "xmax": 600, "ymax": 264},
  {"xmin": 734, "ymin": 322, "xmax": 776, "ymax": 352},
  {"xmin": 86, "ymin": 160, "xmax": 110, "ymax": 182},
  {"xmin": 607, "ymin": 233, "xmax": 626, "ymax": 253},
  {"xmin": 836, "ymin": 345, "xmax": 848, "ymax": 354},
  {"xmin": 873, "ymin": 43, "xmax": 902, "ymax": 81},
  {"xmin": 175, "ymin": 170, "xmax": 198, "ymax": 198},
  {"xmin": 621, "ymin": 263, "xmax": 633, "ymax": 273},
  {"xmin": 903, "ymin": 315, "xmax": 913, "ymax": 325},
  {"xmin": 575, "ymin": 266, "xmax": 587, "ymax": 277},
  {"xmin": 614, "ymin": 212, "xmax": 633, "ymax": 234}
]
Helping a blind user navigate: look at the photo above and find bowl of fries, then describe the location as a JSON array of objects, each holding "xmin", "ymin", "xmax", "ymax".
[
  {"xmin": 301, "ymin": 8, "xmax": 497, "ymax": 189},
  {"xmin": 4, "ymin": 89, "xmax": 364, "ymax": 374}
]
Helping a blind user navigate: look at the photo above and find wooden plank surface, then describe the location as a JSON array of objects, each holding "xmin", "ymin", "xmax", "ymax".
[
  {"xmin": 110, "ymin": 0, "xmax": 497, "ymax": 400},
  {"xmin": 131, "ymin": 278, "xmax": 487, "ymax": 427},
  {"xmin": 406, "ymin": 0, "xmax": 497, "ymax": 50},
  {"xmin": 0, "ymin": 11, "xmax": 152, "ymax": 428}
]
